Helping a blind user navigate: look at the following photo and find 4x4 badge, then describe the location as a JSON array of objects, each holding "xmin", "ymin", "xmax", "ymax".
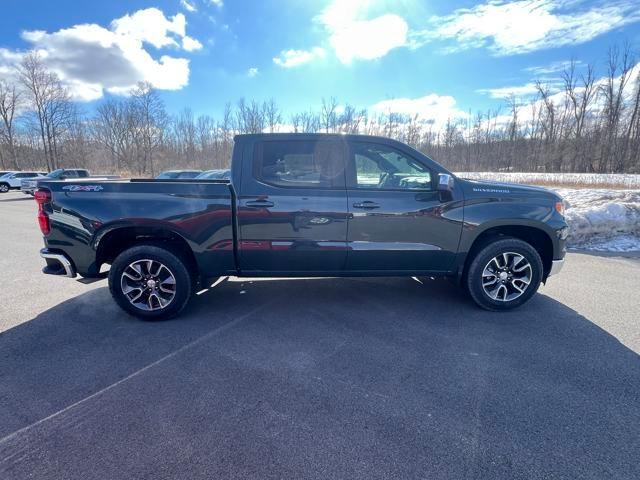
[{"xmin": 62, "ymin": 185, "xmax": 104, "ymax": 192}]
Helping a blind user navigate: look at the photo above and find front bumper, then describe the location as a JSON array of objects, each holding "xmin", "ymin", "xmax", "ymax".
[
  {"xmin": 40, "ymin": 248, "xmax": 77, "ymax": 278},
  {"xmin": 548, "ymin": 259, "xmax": 564, "ymax": 277}
]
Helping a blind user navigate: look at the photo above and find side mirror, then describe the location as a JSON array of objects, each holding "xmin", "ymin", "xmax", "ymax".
[
  {"xmin": 59, "ymin": 175, "xmax": 67, "ymax": 180},
  {"xmin": 437, "ymin": 173, "xmax": 454, "ymax": 201}
]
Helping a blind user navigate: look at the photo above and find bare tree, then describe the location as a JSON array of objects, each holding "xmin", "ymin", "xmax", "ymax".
[
  {"xmin": 17, "ymin": 52, "xmax": 73, "ymax": 171},
  {"xmin": 129, "ymin": 81, "xmax": 168, "ymax": 175},
  {"xmin": 0, "ymin": 79, "xmax": 22, "ymax": 169},
  {"xmin": 264, "ymin": 98, "xmax": 281, "ymax": 133},
  {"xmin": 320, "ymin": 97, "xmax": 338, "ymax": 133}
]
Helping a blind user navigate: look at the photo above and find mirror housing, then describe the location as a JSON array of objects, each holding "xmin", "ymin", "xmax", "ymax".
[{"xmin": 437, "ymin": 173, "xmax": 454, "ymax": 201}]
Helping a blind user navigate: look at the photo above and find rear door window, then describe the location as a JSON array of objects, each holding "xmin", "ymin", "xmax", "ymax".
[{"xmin": 254, "ymin": 140, "xmax": 346, "ymax": 189}]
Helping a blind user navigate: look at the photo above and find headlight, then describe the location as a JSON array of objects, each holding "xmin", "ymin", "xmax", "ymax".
[{"xmin": 554, "ymin": 201, "xmax": 565, "ymax": 216}]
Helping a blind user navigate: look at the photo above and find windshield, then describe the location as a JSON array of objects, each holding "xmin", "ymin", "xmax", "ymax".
[
  {"xmin": 156, "ymin": 171, "xmax": 180, "ymax": 179},
  {"xmin": 196, "ymin": 170, "xmax": 230, "ymax": 179},
  {"xmin": 47, "ymin": 169, "xmax": 65, "ymax": 178}
]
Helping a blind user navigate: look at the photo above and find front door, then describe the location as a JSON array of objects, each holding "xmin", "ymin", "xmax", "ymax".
[
  {"xmin": 238, "ymin": 138, "xmax": 349, "ymax": 273},
  {"xmin": 345, "ymin": 141, "xmax": 462, "ymax": 273}
]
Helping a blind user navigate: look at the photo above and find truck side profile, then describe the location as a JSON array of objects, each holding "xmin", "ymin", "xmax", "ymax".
[{"xmin": 35, "ymin": 134, "xmax": 568, "ymax": 319}]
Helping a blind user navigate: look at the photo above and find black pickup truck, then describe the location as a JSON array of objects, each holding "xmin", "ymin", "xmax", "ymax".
[{"xmin": 35, "ymin": 134, "xmax": 568, "ymax": 319}]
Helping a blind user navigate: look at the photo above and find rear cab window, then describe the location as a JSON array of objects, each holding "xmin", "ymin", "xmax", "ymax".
[{"xmin": 253, "ymin": 140, "xmax": 346, "ymax": 189}]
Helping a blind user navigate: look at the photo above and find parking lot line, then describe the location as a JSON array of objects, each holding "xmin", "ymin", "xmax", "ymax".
[{"xmin": 0, "ymin": 301, "xmax": 272, "ymax": 447}]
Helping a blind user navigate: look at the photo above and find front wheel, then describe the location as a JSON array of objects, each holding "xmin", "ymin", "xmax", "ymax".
[
  {"xmin": 466, "ymin": 237, "xmax": 543, "ymax": 311},
  {"xmin": 108, "ymin": 244, "xmax": 193, "ymax": 320},
  {"xmin": 0, "ymin": 183, "xmax": 9, "ymax": 193}
]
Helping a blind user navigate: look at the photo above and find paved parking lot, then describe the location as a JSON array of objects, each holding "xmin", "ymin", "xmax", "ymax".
[{"xmin": 1, "ymin": 190, "xmax": 639, "ymax": 479}]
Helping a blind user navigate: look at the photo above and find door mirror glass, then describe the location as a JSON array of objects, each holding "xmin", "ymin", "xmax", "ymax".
[{"xmin": 437, "ymin": 173, "xmax": 454, "ymax": 192}]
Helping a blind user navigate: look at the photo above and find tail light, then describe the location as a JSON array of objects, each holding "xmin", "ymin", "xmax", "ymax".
[{"xmin": 35, "ymin": 188, "xmax": 51, "ymax": 235}]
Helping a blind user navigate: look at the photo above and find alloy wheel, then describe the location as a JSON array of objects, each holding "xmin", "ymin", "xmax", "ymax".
[
  {"xmin": 481, "ymin": 252, "xmax": 532, "ymax": 302},
  {"xmin": 120, "ymin": 259, "xmax": 177, "ymax": 311}
]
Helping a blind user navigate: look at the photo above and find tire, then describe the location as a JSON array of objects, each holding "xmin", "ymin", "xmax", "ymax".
[
  {"xmin": 466, "ymin": 237, "xmax": 543, "ymax": 311},
  {"xmin": 0, "ymin": 183, "xmax": 9, "ymax": 193},
  {"xmin": 108, "ymin": 244, "xmax": 193, "ymax": 320}
]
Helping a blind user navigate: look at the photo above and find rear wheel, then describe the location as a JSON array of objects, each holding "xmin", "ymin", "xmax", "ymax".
[
  {"xmin": 108, "ymin": 244, "xmax": 193, "ymax": 320},
  {"xmin": 466, "ymin": 237, "xmax": 543, "ymax": 311},
  {"xmin": 0, "ymin": 183, "xmax": 9, "ymax": 193}
]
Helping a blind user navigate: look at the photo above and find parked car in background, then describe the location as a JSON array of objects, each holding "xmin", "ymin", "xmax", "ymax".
[
  {"xmin": 195, "ymin": 169, "xmax": 231, "ymax": 180},
  {"xmin": 0, "ymin": 171, "xmax": 45, "ymax": 193},
  {"xmin": 34, "ymin": 133, "xmax": 568, "ymax": 319},
  {"xmin": 156, "ymin": 170, "xmax": 202, "ymax": 179},
  {"xmin": 21, "ymin": 169, "xmax": 91, "ymax": 195}
]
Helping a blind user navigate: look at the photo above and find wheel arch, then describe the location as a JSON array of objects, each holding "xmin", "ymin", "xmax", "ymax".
[
  {"xmin": 95, "ymin": 224, "xmax": 198, "ymax": 276},
  {"xmin": 461, "ymin": 223, "xmax": 554, "ymax": 283}
]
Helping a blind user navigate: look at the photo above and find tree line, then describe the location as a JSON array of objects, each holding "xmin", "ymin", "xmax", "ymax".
[{"xmin": 1, "ymin": 46, "xmax": 640, "ymax": 176}]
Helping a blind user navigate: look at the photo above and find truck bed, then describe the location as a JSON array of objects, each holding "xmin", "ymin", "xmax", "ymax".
[{"xmin": 38, "ymin": 178, "xmax": 236, "ymax": 277}]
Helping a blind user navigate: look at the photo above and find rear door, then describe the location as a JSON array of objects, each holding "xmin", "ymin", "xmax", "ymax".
[
  {"xmin": 237, "ymin": 138, "xmax": 349, "ymax": 273},
  {"xmin": 345, "ymin": 140, "xmax": 462, "ymax": 273}
]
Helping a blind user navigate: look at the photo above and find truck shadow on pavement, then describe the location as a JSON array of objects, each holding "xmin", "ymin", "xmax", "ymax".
[{"xmin": 0, "ymin": 277, "xmax": 638, "ymax": 480}]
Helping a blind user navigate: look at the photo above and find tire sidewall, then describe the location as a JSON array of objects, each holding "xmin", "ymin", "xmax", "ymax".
[
  {"xmin": 108, "ymin": 245, "xmax": 192, "ymax": 320},
  {"xmin": 467, "ymin": 238, "xmax": 543, "ymax": 311}
]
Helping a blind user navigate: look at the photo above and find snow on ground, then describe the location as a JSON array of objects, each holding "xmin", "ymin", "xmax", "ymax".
[
  {"xmin": 555, "ymin": 189, "xmax": 640, "ymax": 252},
  {"xmin": 456, "ymin": 172, "xmax": 640, "ymax": 189},
  {"xmin": 454, "ymin": 172, "xmax": 640, "ymax": 252}
]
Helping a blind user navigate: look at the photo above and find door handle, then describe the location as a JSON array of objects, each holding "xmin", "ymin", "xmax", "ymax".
[
  {"xmin": 353, "ymin": 201, "xmax": 380, "ymax": 209},
  {"xmin": 245, "ymin": 200, "xmax": 274, "ymax": 208}
]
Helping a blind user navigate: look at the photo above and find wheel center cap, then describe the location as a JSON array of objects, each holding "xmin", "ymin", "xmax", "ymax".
[
  {"xmin": 499, "ymin": 272, "xmax": 508, "ymax": 281},
  {"xmin": 146, "ymin": 279, "xmax": 157, "ymax": 288}
]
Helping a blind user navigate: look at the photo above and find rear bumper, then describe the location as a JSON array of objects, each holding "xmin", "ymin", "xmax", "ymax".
[
  {"xmin": 548, "ymin": 258, "xmax": 564, "ymax": 277},
  {"xmin": 40, "ymin": 248, "xmax": 77, "ymax": 278}
]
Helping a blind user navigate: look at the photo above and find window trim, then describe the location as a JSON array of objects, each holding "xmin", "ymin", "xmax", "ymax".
[
  {"xmin": 252, "ymin": 139, "xmax": 347, "ymax": 191},
  {"xmin": 346, "ymin": 141, "xmax": 436, "ymax": 192}
]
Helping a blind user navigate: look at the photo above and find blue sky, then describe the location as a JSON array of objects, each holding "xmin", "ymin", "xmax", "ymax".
[{"xmin": 1, "ymin": 0, "xmax": 639, "ymax": 125}]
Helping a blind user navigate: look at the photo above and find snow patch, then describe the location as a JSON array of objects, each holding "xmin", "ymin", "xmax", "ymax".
[{"xmin": 554, "ymin": 189, "xmax": 640, "ymax": 251}]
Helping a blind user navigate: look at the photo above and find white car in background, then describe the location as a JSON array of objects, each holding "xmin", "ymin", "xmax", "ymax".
[{"xmin": 0, "ymin": 171, "xmax": 45, "ymax": 193}]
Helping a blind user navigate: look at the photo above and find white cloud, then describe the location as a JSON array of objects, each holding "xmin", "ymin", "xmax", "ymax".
[
  {"xmin": 419, "ymin": 0, "xmax": 640, "ymax": 56},
  {"xmin": 111, "ymin": 8, "xmax": 189, "ymax": 49},
  {"xmin": 317, "ymin": 0, "xmax": 408, "ymax": 64},
  {"xmin": 275, "ymin": 0, "xmax": 409, "ymax": 67},
  {"xmin": 273, "ymin": 47, "xmax": 326, "ymax": 68},
  {"xmin": 180, "ymin": 0, "xmax": 197, "ymax": 13},
  {"xmin": 326, "ymin": 14, "xmax": 408, "ymax": 64},
  {"xmin": 247, "ymin": 67, "xmax": 259, "ymax": 77},
  {"xmin": 210, "ymin": 0, "xmax": 223, "ymax": 7},
  {"xmin": 0, "ymin": 8, "xmax": 201, "ymax": 101},
  {"xmin": 524, "ymin": 60, "xmax": 582, "ymax": 75},
  {"xmin": 477, "ymin": 82, "xmax": 543, "ymax": 99},
  {"xmin": 182, "ymin": 36, "xmax": 203, "ymax": 51},
  {"xmin": 370, "ymin": 94, "xmax": 468, "ymax": 130}
]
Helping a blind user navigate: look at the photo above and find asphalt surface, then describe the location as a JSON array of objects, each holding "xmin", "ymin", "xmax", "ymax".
[{"xmin": 1, "ymin": 189, "xmax": 639, "ymax": 479}]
